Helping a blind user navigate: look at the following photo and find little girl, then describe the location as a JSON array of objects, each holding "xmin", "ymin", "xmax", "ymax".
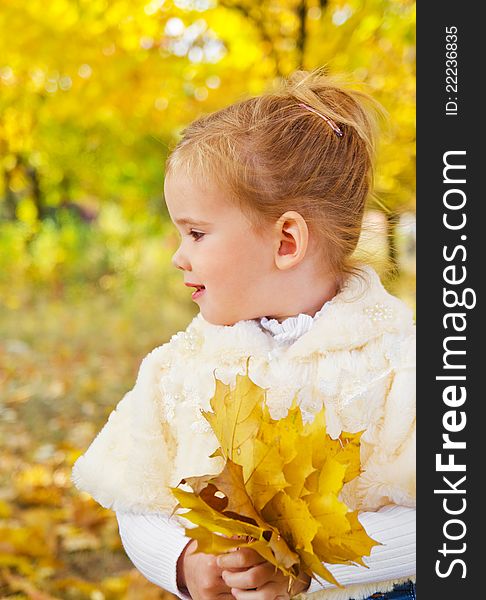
[{"xmin": 72, "ymin": 70, "xmax": 415, "ymax": 600}]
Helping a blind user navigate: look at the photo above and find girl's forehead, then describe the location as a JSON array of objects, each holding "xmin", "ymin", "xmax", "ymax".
[
  {"xmin": 165, "ymin": 171, "xmax": 247, "ymax": 227},
  {"xmin": 166, "ymin": 169, "xmax": 215, "ymax": 202}
]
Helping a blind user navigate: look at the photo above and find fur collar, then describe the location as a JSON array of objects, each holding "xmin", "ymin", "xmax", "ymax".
[{"xmin": 187, "ymin": 265, "xmax": 414, "ymax": 360}]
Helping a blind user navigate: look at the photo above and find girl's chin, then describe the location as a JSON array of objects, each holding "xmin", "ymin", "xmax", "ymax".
[{"xmin": 200, "ymin": 309, "xmax": 240, "ymax": 327}]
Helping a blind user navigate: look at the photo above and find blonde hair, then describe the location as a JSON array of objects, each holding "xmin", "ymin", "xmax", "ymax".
[{"xmin": 166, "ymin": 68, "xmax": 386, "ymax": 287}]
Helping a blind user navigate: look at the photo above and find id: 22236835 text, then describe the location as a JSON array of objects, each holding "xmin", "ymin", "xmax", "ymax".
[{"xmin": 445, "ymin": 26, "xmax": 458, "ymax": 116}]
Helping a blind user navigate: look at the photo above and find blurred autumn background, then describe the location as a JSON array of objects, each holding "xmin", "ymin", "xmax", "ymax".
[{"xmin": 0, "ymin": 0, "xmax": 415, "ymax": 597}]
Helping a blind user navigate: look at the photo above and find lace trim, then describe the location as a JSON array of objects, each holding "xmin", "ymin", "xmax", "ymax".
[{"xmin": 259, "ymin": 299, "xmax": 332, "ymax": 345}]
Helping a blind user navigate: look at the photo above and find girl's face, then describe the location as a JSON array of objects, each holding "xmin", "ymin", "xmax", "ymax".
[{"xmin": 164, "ymin": 170, "xmax": 278, "ymax": 326}]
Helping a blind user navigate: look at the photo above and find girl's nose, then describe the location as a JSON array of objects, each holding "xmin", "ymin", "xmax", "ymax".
[{"xmin": 171, "ymin": 246, "xmax": 191, "ymax": 271}]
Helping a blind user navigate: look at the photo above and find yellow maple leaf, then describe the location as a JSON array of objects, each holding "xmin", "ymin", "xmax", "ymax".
[
  {"xmin": 259, "ymin": 402, "xmax": 303, "ymax": 464},
  {"xmin": 202, "ymin": 360, "xmax": 265, "ymax": 461},
  {"xmin": 262, "ymin": 492, "xmax": 319, "ymax": 555},
  {"xmin": 243, "ymin": 437, "xmax": 289, "ymax": 510},
  {"xmin": 336, "ymin": 431, "xmax": 364, "ymax": 483},
  {"xmin": 172, "ymin": 487, "xmax": 265, "ymax": 541}
]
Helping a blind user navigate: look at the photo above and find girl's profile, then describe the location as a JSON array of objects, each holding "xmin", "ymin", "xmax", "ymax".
[{"xmin": 72, "ymin": 69, "xmax": 416, "ymax": 600}]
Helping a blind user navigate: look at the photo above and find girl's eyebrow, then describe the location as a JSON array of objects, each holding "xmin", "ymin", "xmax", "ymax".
[{"xmin": 174, "ymin": 217, "xmax": 212, "ymax": 226}]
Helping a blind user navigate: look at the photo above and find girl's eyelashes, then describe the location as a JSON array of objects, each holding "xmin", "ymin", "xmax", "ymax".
[{"xmin": 189, "ymin": 230, "xmax": 205, "ymax": 241}]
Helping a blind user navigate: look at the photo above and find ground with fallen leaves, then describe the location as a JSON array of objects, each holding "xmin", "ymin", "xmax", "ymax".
[{"xmin": 0, "ymin": 286, "xmax": 194, "ymax": 599}]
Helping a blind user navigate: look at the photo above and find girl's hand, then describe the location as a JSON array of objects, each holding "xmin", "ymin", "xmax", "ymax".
[
  {"xmin": 177, "ymin": 539, "xmax": 234, "ymax": 599},
  {"xmin": 217, "ymin": 547, "xmax": 311, "ymax": 599}
]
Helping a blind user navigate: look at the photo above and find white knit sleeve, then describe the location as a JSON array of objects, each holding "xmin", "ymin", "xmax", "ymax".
[
  {"xmin": 116, "ymin": 512, "xmax": 192, "ymax": 599},
  {"xmin": 306, "ymin": 505, "xmax": 415, "ymax": 593},
  {"xmin": 117, "ymin": 505, "xmax": 414, "ymax": 597}
]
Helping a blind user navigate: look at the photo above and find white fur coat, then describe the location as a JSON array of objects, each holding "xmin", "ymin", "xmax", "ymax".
[{"xmin": 72, "ymin": 266, "xmax": 416, "ymax": 599}]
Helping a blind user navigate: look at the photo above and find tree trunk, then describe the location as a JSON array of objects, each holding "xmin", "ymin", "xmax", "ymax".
[
  {"xmin": 220, "ymin": 1, "xmax": 284, "ymax": 78},
  {"xmin": 296, "ymin": 1, "xmax": 307, "ymax": 69},
  {"xmin": 3, "ymin": 167, "xmax": 17, "ymax": 220},
  {"xmin": 25, "ymin": 164, "xmax": 45, "ymax": 220}
]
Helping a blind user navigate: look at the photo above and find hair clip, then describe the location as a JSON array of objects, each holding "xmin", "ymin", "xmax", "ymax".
[{"xmin": 297, "ymin": 102, "xmax": 344, "ymax": 138}]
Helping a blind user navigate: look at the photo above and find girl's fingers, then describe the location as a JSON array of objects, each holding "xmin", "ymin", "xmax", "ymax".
[
  {"xmin": 222, "ymin": 562, "xmax": 275, "ymax": 589},
  {"xmin": 217, "ymin": 547, "xmax": 266, "ymax": 570},
  {"xmin": 230, "ymin": 581, "xmax": 290, "ymax": 600}
]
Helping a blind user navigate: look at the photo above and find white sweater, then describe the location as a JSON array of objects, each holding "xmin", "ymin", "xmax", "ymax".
[
  {"xmin": 115, "ymin": 302, "xmax": 415, "ymax": 599},
  {"xmin": 116, "ymin": 506, "xmax": 415, "ymax": 599}
]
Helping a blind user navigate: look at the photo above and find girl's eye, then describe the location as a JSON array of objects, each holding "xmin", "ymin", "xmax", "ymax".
[{"xmin": 190, "ymin": 230, "xmax": 205, "ymax": 241}]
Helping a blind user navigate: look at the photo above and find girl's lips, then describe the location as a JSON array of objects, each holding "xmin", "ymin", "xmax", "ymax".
[
  {"xmin": 185, "ymin": 283, "xmax": 206, "ymax": 300},
  {"xmin": 191, "ymin": 287, "xmax": 205, "ymax": 300}
]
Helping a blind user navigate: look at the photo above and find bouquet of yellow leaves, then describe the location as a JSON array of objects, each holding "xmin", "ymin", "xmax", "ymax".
[{"xmin": 171, "ymin": 361, "xmax": 379, "ymax": 588}]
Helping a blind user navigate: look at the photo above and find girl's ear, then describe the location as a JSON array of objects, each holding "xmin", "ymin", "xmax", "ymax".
[{"xmin": 274, "ymin": 211, "xmax": 309, "ymax": 270}]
